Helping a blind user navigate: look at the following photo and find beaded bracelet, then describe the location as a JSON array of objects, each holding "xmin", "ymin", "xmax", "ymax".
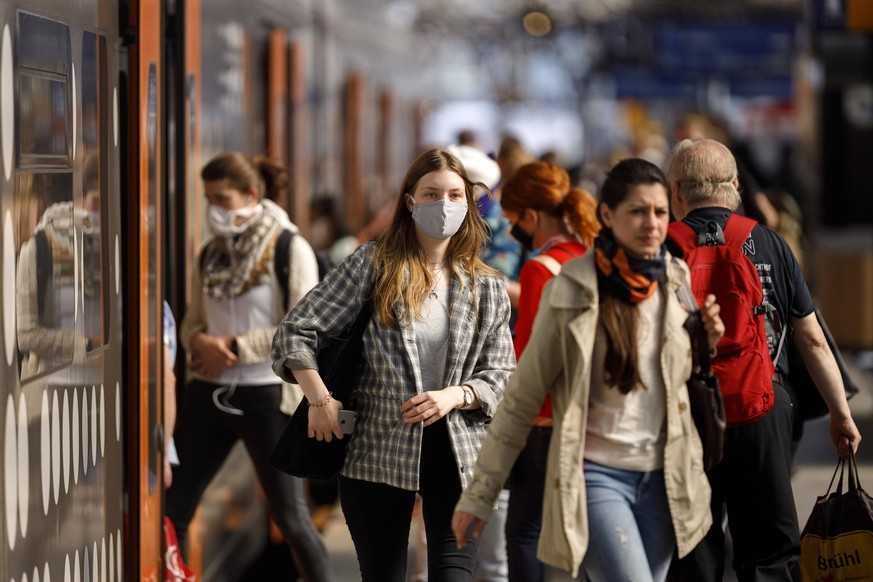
[{"xmin": 308, "ymin": 392, "xmax": 333, "ymax": 408}]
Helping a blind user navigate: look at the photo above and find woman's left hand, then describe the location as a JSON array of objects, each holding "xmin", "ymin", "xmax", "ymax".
[
  {"xmin": 401, "ymin": 387, "xmax": 462, "ymax": 427},
  {"xmin": 700, "ymin": 293, "xmax": 725, "ymax": 353}
]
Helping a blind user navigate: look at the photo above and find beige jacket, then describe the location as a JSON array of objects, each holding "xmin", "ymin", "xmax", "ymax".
[{"xmin": 455, "ymin": 250, "xmax": 712, "ymax": 576}]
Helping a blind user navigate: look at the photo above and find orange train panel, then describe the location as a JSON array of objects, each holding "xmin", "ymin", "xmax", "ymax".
[
  {"xmin": 126, "ymin": 0, "xmax": 163, "ymax": 578},
  {"xmin": 183, "ymin": 0, "xmax": 204, "ymax": 576},
  {"xmin": 344, "ymin": 72, "xmax": 365, "ymax": 233},
  {"xmin": 268, "ymin": 29, "xmax": 288, "ymax": 172},
  {"xmin": 290, "ymin": 39, "xmax": 311, "ymax": 235}
]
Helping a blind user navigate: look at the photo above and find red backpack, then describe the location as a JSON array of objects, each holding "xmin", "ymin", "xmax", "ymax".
[{"xmin": 668, "ymin": 214, "xmax": 774, "ymax": 426}]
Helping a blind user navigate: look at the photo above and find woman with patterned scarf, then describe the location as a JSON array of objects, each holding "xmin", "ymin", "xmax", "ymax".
[
  {"xmin": 453, "ymin": 158, "xmax": 725, "ymax": 581},
  {"xmin": 167, "ymin": 152, "xmax": 334, "ymax": 581}
]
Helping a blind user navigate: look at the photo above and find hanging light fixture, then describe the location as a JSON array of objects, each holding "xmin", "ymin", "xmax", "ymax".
[{"xmin": 523, "ymin": 10, "xmax": 552, "ymax": 37}]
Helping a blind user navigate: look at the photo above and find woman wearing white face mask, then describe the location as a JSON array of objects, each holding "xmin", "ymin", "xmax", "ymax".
[
  {"xmin": 168, "ymin": 152, "xmax": 335, "ymax": 582},
  {"xmin": 273, "ymin": 148, "xmax": 516, "ymax": 582}
]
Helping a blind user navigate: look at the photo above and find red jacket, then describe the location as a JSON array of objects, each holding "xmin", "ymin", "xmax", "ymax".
[{"xmin": 514, "ymin": 239, "xmax": 587, "ymax": 420}]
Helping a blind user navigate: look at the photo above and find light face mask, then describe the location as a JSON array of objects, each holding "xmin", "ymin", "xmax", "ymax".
[
  {"xmin": 410, "ymin": 199, "xmax": 468, "ymax": 240},
  {"xmin": 208, "ymin": 203, "xmax": 262, "ymax": 237}
]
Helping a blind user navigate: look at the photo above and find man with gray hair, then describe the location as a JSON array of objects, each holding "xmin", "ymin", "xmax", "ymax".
[{"xmin": 665, "ymin": 138, "xmax": 861, "ymax": 581}]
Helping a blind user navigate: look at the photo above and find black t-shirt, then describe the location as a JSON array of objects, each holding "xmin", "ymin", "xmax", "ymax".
[{"xmin": 666, "ymin": 207, "xmax": 815, "ymax": 375}]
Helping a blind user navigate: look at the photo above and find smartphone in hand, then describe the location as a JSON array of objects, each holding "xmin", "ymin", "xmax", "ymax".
[{"xmin": 338, "ymin": 409, "xmax": 357, "ymax": 434}]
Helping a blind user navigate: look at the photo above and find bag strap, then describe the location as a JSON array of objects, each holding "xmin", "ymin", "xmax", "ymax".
[
  {"xmin": 824, "ymin": 456, "xmax": 845, "ymax": 497},
  {"xmin": 848, "ymin": 446, "xmax": 863, "ymax": 493},
  {"xmin": 722, "ymin": 214, "xmax": 757, "ymax": 249},
  {"xmin": 667, "ymin": 220, "xmax": 697, "ymax": 254},
  {"xmin": 349, "ymin": 290, "xmax": 374, "ymax": 340},
  {"xmin": 530, "ymin": 254, "xmax": 562, "ymax": 277},
  {"xmin": 274, "ymin": 229, "xmax": 295, "ymax": 311},
  {"xmin": 677, "ymin": 280, "xmax": 713, "ymax": 374}
]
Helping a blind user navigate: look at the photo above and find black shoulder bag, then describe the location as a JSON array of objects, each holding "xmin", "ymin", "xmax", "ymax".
[
  {"xmin": 677, "ymin": 282, "xmax": 726, "ymax": 471},
  {"xmin": 269, "ymin": 294, "xmax": 373, "ymax": 480}
]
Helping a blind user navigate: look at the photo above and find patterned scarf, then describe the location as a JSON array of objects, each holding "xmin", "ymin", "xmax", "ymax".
[
  {"xmin": 594, "ymin": 228, "xmax": 666, "ymax": 304},
  {"xmin": 202, "ymin": 209, "xmax": 282, "ymax": 300}
]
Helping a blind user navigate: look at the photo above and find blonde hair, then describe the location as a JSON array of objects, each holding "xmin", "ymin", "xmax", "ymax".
[{"xmin": 372, "ymin": 148, "xmax": 499, "ymax": 328}]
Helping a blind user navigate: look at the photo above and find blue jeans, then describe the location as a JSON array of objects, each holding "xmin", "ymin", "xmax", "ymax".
[
  {"xmin": 505, "ymin": 426, "xmax": 551, "ymax": 582},
  {"xmin": 582, "ymin": 461, "xmax": 676, "ymax": 582}
]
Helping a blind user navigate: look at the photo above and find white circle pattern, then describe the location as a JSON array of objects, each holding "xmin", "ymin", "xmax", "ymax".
[
  {"xmin": 62, "ymin": 391, "xmax": 70, "ymax": 492},
  {"xmin": 108, "ymin": 533, "xmax": 114, "ymax": 582},
  {"xmin": 72, "ymin": 63, "xmax": 77, "ymax": 161},
  {"xmin": 99, "ymin": 385, "xmax": 105, "ymax": 458},
  {"xmin": 115, "ymin": 529, "xmax": 121, "ymax": 581},
  {"xmin": 1, "ymin": 25, "xmax": 14, "ymax": 180},
  {"xmin": 73, "ymin": 232, "xmax": 78, "ymax": 324},
  {"xmin": 40, "ymin": 391, "xmax": 50, "ymax": 515},
  {"xmin": 81, "ymin": 390, "xmax": 88, "ymax": 475},
  {"xmin": 90, "ymin": 386, "xmax": 97, "ymax": 467},
  {"xmin": 18, "ymin": 393, "xmax": 28, "ymax": 538},
  {"xmin": 52, "ymin": 390, "xmax": 60, "ymax": 503},
  {"xmin": 3, "ymin": 211, "xmax": 15, "ymax": 366},
  {"xmin": 4, "ymin": 394, "xmax": 16, "ymax": 549},
  {"xmin": 72, "ymin": 388, "xmax": 80, "ymax": 484}
]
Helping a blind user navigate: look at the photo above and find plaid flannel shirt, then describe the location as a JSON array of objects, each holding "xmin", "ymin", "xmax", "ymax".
[{"xmin": 272, "ymin": 242, "xmax": 516, "ymax": 490}]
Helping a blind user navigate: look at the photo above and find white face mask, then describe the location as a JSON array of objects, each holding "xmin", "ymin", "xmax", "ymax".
[
  {"xmin": 207, "ymin": 203, "xmax": 262, "ymax": 237},
  {"xmin": 410, "ymin": 199, "xmax": 468, "ymax": 240}
]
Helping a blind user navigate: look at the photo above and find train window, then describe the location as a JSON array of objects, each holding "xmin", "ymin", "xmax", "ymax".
[
  {"xmin": 81, "ymin": 31, "xmax": 108, "ymax": 352},
  {"xmin": 16, "ymin": 12, "xmax": 71, "ymax": 168},
  {"xmin": 14, "ymin": 13, "xmax": 74, "ymax": 382}
]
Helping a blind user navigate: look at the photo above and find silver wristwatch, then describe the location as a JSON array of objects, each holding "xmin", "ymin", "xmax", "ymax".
[{"xmin": 461, "ymin": 386, "xmax": 473, "ymax": 409}]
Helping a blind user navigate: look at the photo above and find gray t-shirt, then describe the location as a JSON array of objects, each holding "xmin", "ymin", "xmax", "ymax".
[{"xmin": 412, "ymin": 287, "xmax": 450, "ymax": 391}]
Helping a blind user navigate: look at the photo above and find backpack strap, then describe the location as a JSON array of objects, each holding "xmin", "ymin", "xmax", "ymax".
[
  {"xmin": 548, "ymin": 244, "xmax": 582, "ymax": 260},
  {"xmin": 667, "ymin": 220, "xmax": 697, "ymax": 254},
  {"xmin": 722, "ymin": 214, "xmax": 757, "ymax": 249},
  {"xmin": 530, "ymin": 244, "xmax": 583, "ymax": 276},
  {"xmin": 274, "ymin": 229, "xmax": 295, "ymax": 311},
  {"xmin": 530, "ymin": 254, "xmax": 562, "ymax": 277},
  {"xmin": 35, "ymin": 230, "xmax": 52, "ymax": 315}
]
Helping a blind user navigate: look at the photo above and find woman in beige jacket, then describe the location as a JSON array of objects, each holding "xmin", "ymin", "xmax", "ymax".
[{"xmin": 453, "ymin": 158, "xmax": 724, "ymax": 581}]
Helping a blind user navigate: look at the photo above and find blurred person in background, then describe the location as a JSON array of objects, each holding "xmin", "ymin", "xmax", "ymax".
[
  {"xmin": 448, "ymin": 143, "xmax": 523, "ymax": 310},
  {"xmin": 496, "ymin": 136, "xmax": 535, "ymax": 189},
  {"xmin": 453, "ymin": 158, "xmax": 723, "ymax": 582},
  {"xmin": 445, "ymin": 142, "xmax": 517, "ymax": 582},
  {"xmin": 498, "ymin": 161, "xmax": 599, "ymax": 582},
  {"xmin": 273, "ymin": 148, "xmax": 516, "ymax": 582},
  {"xmin": 167, "ymin": 152, "xmax": 334, "ymax": 582}
]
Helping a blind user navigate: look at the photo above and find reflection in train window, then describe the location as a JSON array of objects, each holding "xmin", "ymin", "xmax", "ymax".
[
  {"xmin": 81, "ymin": 31, "xmax": 108, "ymax": 351},
  {"xmin": 15, "ymin": 12, "xmax": 74, "ymax": 382},
  {"xmin": 16, "ymin": 12, "xmax": 71, "ymax": 169},
  {"xmin": 18, "ymin": 73, "xmax": 67, "ymax": 159},
  {"xmin": 15, "ymin": 172, "xmax": 76, "ymax": 382}
]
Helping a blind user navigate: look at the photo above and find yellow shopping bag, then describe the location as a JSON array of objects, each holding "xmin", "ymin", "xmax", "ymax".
[{"xmin": 800, "ymin": 449, "xmax": 873, "ymax": 581}]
